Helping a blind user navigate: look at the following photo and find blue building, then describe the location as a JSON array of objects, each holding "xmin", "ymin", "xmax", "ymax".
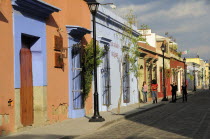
[{"xmin": 95, "ymin": 6, "xmax": 140, "ymax": 112}]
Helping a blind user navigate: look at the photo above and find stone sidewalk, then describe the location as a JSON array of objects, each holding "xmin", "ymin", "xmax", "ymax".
[{"xmin": 1, "ymin": 91, "xmax": 194, "ymax": 139}]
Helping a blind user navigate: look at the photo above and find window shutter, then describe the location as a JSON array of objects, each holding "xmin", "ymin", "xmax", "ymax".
[
  {"xmin": 54, "ymin": 52, "xmax": 63, "ymax": 68},
  {"xmin": 54, "ymin": 35, "xmax": 63, "ymax": 51}
]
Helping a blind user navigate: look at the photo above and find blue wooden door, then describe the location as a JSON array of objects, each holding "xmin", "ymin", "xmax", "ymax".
[
  {"xmin": 69, "ymin": 42, "xmax": 85, "ymax": 118},
  {"xmin": 72, "ymin": 44, "xmax": 83, "ymax": 109}
]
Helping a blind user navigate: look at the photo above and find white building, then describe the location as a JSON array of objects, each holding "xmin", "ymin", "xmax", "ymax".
[{"xmin": 95, "ymin": 6, "xmax": 140, "ymax": 112}]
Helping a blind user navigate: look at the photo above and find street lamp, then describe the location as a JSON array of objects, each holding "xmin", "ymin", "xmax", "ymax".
[
  {"xmin": 201, "ymin": 68, "xmax": 204, "ymax": 89},
  {"xmin": 193, "ymin": 63, "xmax": 196, "ymax": 91},
  {"xmin": 85, "ymin": 0, "xmax": 105, "ymax": 122},
  {"xmin": 183, "ymin": 57, "xmax": 187, "ymax": 86},
  {"xmin": 161, "ymin": 41, "xmax": 168, "ymax": 101}
]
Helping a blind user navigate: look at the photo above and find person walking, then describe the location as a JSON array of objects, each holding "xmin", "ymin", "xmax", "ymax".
[
  {"xmin": 151, "ymin": 80, "xmax": 158, "ymax": 104},
  {"xmin": 171, "ymin": 82, "xmax": 178, "ymax": 103},
  {"xmin": 182, "ymin": 82, "xmax": 187, "ymax": 102},
  {"xmin": 142, "ymin": 81, "xmax": 148, "ymax": 103}
]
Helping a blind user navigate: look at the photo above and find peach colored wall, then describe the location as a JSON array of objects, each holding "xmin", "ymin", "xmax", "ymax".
[
  {"xmin": 0, "ymin": 0, "xmax": 15, "ymax": 134},
  {"xmin": 44, "ymin": 0, "xmax": 92, "ymax": 122}
]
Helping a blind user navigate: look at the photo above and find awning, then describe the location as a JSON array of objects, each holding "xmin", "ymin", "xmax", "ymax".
[
  {"xmin": 66, "ymin": 26, "xmax": 91, "ymax": 40},
  {"xmin": 12, "ymin": 0, "xmax": 61, "ymax": 19},
  {"xmin": 97, "ymin": 36, "xmax": 112, "ymax": 45}
]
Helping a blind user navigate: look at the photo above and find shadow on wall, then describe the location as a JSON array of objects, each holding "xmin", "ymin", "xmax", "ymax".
[
  {"xmin": 0, "ymin": 11, "xmax": 8, "ymax": 23},
  {"xmin": 46, "ymin": 15, "xmax": 59, "ymax": 28},
  {"xmin": 1, "ymin": 134, "xmax": 77, "ymax": 139}
]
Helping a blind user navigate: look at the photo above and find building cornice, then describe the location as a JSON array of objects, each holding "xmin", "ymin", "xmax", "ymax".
[{"xmin": 96, "ymin": 11, "xmax": 140, "ymax": 37}]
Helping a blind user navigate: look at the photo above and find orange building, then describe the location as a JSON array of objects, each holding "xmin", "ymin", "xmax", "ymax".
[{"xmin": 0, "ymin": 0, "xmax": 93, "ymax": 135}]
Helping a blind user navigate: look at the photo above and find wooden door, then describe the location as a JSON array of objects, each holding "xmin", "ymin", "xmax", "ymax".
[{"xmin": 20, "ymin": 47, "xmax": 33, "ymax": 126}]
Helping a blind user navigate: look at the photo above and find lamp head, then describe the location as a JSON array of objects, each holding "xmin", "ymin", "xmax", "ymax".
[
  {"xmin": 161, "ymin": 43, "xmax": 165, "ymax": 52},
  {"xmin": 183, "ymin": 57, "xmax": 186, "ymax": 62},
  {"xmin": 85, "ymin": 0, "xmax": 100, "ymax": 15}
]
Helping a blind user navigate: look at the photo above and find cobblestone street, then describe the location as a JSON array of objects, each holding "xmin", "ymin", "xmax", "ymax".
[{"xmin": 77, "ymin": 90, "xmax": 210, "ymax": 139}]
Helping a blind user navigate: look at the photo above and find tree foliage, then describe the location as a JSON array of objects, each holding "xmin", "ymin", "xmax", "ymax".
[
  {"xmin": 120, "ymin": 10, "xmax": 148, "ymax": 103},
  {"xmin": 121, "ymin": 10, "xmax": 145, "ymax": 79},
  {"xmin": 82, "ymin": 40, "xmax": 103, "ymax": 101},
  {"xmin": 140, "ymin": 24, "xmax": 149, "ymax": 30}
]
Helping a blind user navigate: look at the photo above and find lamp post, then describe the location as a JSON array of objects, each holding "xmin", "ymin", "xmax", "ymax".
[
  {"xmin": 85, "ymin": 0, "xmax": 105, "ymax": 122},
  {"xmin": 183, "ymin": 57, "xmax": 187, "ymax": 86},
  {"xmin": 161, "ymin": 41, "xmax": 168, "ymax": 101},
  {"xmin": 201, "ymin": 68, "xmax": 204, "ymax": 89},
  {"xmin": 193, "ymin": 63, "xmax": 196, "ymax": 91}
]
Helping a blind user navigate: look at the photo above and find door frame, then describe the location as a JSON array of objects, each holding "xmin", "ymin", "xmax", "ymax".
[
  {"xmin": 66, "ymin": 26, "xmax": 91, "ymax": 118},
  {"xmin": 68, "ymin": 40, "xmax": 85, "ymax": 118}
]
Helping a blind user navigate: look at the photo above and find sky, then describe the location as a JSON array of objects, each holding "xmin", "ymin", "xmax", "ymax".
[{"xmin": 98, "ymin": 0, "xmax": 210, "ymax": 61}]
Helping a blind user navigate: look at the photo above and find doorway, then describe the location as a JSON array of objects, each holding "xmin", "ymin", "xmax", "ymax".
[
  {"xmin": 20, "ymin": 34, "xmax": 39, "ymax": 126},
  {"xmin": 72, "ymin": 43, "xmax": 83, "ymax": 109}
]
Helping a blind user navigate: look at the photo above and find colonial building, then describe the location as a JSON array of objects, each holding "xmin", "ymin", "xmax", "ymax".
[
  {"xmin": 0, "ymin": 0, "xmax": 92, "ymax": 135},
  {"xmin": 95, "ymin": 6, "xmax": 140, "ymax": 111},
  {"xmin": 186, "ymin": 57, "xmax": 208, "ymax": 90},
  {"xmin": 137, "ymin": 41, "xmax": 158, "ymax": 101},
  {"xmin": 186, "ymin": 62, "xmax": 200, "ymax": 90},
  {"xmin": 137, "ymin": 29, "xmax": 185, "ymax": 100},
  {"xmin": 205, "ymin": 62, "xmax": 210, "ymax": 89}
]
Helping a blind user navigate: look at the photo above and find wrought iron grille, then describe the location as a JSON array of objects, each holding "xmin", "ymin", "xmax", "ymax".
[
  {"xmin": 101, "ymin": 44, "xmax": 111, "ymax": 106},
  {"xmin": 123, "ymin": 55, "xmax": 130, "ymax": 103}
]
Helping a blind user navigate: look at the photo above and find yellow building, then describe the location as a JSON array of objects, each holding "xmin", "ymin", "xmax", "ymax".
[
  {"xmin": 186, "ymin": 58, "xmax": 201, "ymax": 65},
  {"xmin": 205, "ymin": 62, "xmax": 209, "ymax": 89},
  {"xmin": 186, "ymin": 58, "xmax": 207, "ymax": 89}
]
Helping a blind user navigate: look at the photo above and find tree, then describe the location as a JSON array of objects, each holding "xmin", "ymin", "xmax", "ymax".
[
  {"xmin": 81, "ymin": 40, "xmax": 103, "ymax": 102},
  {"xmin": 117, "ymin": 10, "xmax": 147, "ymax": 114}
]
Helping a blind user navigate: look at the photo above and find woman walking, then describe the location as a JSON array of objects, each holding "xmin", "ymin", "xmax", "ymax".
[
  {"xmin": 151, "ymin": 80, "xmax": 158, "ymax": 104},
  {"xmin": 142, "ymin": 81, "xmax": 148, "ymax": 103}
]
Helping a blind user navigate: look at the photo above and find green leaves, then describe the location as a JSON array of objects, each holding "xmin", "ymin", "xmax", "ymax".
[
  {"xmin": 140, "ymin": 24, "xmax": 149, "ymax": 30},
  {"xmin": 120, "ymin": 10, "xmax": 148, "ymax": 79},
  {"xmin": 82, "ymin": 40, "xmax": 103, "ymax": 102}
]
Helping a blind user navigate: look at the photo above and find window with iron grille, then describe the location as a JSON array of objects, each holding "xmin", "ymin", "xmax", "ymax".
[
  {"xmin": 101, "ymin": 44, "xmax": 111, "ymax": 106},
  {"xmin": 123, "ymin": 55, "xmax": 130, "ymax": 103}
]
